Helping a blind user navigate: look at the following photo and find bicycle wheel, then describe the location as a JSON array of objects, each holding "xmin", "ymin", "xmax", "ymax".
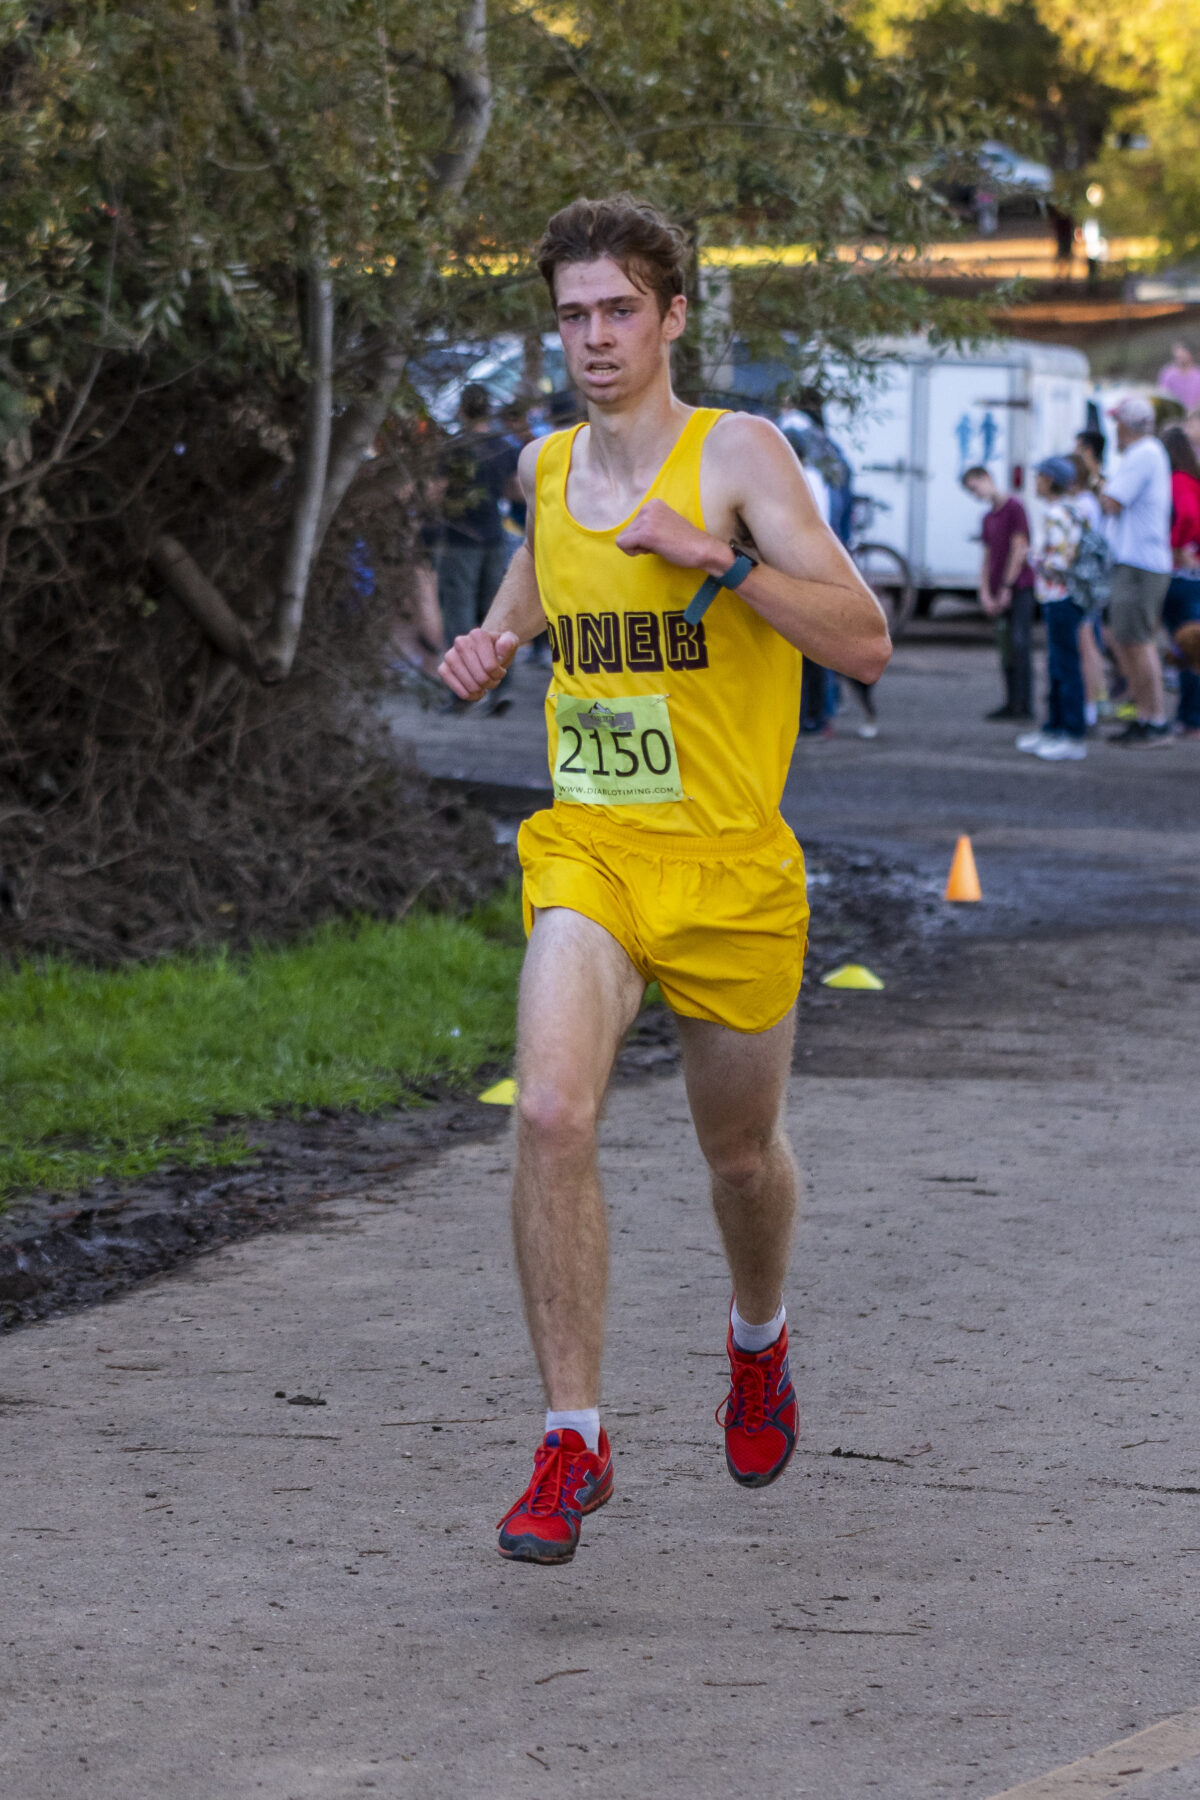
[{"xmin": 852, "ymin": 542, "xmax": 917, "ymax": 639}]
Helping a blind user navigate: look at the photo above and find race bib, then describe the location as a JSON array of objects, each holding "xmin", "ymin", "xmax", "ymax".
[{"xmin": 552, "ymin": 694, "xmax": 683, "ymax": 805}]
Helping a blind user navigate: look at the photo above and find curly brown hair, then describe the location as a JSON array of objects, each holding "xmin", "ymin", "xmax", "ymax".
[{"xmin": 535, "ymin": 194, "xmax": 690, "ymax": 317}]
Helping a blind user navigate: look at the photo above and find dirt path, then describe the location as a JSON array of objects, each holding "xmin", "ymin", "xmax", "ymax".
[{"xmin": 3, "ymin": 930, "xmax": 1199, "ymax": 1799}]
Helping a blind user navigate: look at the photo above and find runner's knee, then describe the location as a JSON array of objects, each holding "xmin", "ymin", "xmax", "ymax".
[
  {"xmin": 703, "ymin": 1126, "xmax": 777, "ymax": 1192},
  {"xmin": 516, "ymin": 1080, "xmax": 599, "ymax": 1159}
]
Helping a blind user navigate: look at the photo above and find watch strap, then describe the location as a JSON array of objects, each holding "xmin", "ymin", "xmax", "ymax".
[{"xmin": 683, "ymin": 550, "xmax": 758, "ymax": 626}]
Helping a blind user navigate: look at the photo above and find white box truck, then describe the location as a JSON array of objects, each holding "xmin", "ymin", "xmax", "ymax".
[{"xmin": 825, "ymin": 336, "xmax": 1092, "ymax": 596}]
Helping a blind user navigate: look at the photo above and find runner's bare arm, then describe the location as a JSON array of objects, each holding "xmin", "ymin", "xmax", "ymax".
[
  {"xmin": 615, "ymin": 413, "xmax": 890, "ymax": 684},
  {"xmin": 438, "ymin": 440, "xmax": 547, "ymax": 700}
]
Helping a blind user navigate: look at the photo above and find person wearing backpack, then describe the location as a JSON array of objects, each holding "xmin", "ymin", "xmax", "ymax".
[
  {"xmin": 1161, "ymin": 424, "xmax": 1200, "ymax": 737},
  {"xmin": 1016, "ymin": 457, "xmax": 1088, "ymax": 761}
]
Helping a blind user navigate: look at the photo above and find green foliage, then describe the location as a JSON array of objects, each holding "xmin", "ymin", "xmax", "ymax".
[
  {"xmin": 862, "ymin": 0, "xmax": 1195, "ymax": 257},
  {"xmin": 0, "ymin": 0, "xmax": 468, "ymax": 420},
  {"xmin": 1066, "ymin": 0, "xmax": 1200, "ymax": 257},
  {"xmin": 0, "ymin": 0, "xmax": 985, "ymax": 448},
  {"xmin": 891, "ymin": 0, "xmax": 1129, "ymax": 194},
  {"xmin": 0, "ymin": 907, "xmax": 524, "ymax": 1205},
  {"xmin": 448, "ymin": 0, "xmax": 993, "ymax": 377},
  {"xmin": 0, "ymin": 1, "xmax": 992, "ymax": 970}
]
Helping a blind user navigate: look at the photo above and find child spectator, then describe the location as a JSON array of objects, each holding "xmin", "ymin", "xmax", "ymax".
[{"xmin": 1016, "ymin": 457, "xmax": 1087, "ymax": 761}]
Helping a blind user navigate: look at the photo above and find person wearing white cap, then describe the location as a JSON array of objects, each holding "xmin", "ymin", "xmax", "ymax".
[{"xmin": 1100, "ymin": 395, "xmax": 1173, "ymax": 747}]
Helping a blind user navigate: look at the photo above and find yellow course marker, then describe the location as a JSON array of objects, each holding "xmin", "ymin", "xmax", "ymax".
[
  {"xmin": 478, "ymin": 1078, "xmax": 517, "ymax": 1106},
  {"xmin": 983, "ymin": 1701, "xmax": 1200, "ymax": 1798},
  {"xmin": 821, "ymin": 964, "xmax": 884, "ymax": 991}
]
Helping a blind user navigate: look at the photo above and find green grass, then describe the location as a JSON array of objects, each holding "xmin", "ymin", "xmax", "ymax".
[{"xmin": 0, "ymin": 890, "xmax": 526, "ymax": 1207}]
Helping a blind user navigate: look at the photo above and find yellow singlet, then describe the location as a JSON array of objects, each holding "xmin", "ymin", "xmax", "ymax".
[
  {"xmin": 520, "ymin": 405, "xmax": 809, "ymax": 1032},
  {"xmin": 533, "ymin": 407, "xmax": 802, "ymax": 838}
]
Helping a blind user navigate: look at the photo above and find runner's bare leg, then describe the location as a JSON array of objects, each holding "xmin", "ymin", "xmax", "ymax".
[
  {"xmin": 676, "ymin": 1009, "xmax": 798, "ymax": 1323},
  {"xmin": 512, "ymin": 907, "xmax": 645, "ymax": 1410}
]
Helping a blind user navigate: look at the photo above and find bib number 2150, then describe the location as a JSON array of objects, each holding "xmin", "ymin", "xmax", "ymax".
[{"xmin": 552, "ymin": 693, "xmax": 683, "ymax": 805}]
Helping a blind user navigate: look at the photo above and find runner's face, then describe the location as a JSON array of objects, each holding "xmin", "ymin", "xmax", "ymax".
[{"xmin": 553, "ymin": 258, "xmax": 686, "ymax": 409}]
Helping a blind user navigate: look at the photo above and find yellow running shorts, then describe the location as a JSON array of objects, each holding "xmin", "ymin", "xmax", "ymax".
[{"xmin": 517, "ymin": 805, "xmax": 809, "ymax": 1034}]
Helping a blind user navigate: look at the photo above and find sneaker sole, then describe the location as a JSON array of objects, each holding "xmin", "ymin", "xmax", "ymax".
[{"xmin": 496, "ymin": 1467, "xmax": 613, "ymax": 1565}]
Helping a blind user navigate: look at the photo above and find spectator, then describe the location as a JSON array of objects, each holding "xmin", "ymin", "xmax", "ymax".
[
  {"xmin": 786, "ymin": 433, "xmax": 838, "ymax": 738},
  {"xmin": 974, "ymin": 186, "xmax": 999, "ymax": 236},
  {"xmin": 961, "ymin": 465, "xmax": 1036, "ymax": 722},
  {"xmin": 1100, "ymin": 395, "xmax": 1173, "ymax": 748},
  {"xmin": 784, "ymin": 419, "xmax": 879, "ymax": 739},
  {"xmin": 1156, "ymin": 342, "xmax": 1200, "ymax": 413},
  {"xmin": 1016, "ymin": 457, "xmax": 1087, "ymax": 761},
  {"xmin": 1160, "ymin": 424, "xmax": 1200, "ymax": 738},
  {"xmin": 1066, "ymin": 450, "xmax": 1103, "ymax": 535},
  {"xmin": 1184, "ymin": 407, "xmax": 1200, "ymax": 463},
  {"xmin": 1048, "ymin": 204, "xmax": 1075, "ymax": 272},
  {"xmin": 1067, "ymin": 452, "xmax": 1110, "ymax": 727},
  {"xmin": 384, "ymin": 425, "xmax": 444, "ymax": 681},
  {"xmin": 499, "ymin": 400, "xmax": 532, "ymax": 544},
  {"xmin": 1073, "ymin": 429, "xmax": 1106, "ymax": 490},
  {"xmin": 435, "ymin": 383, "xmax": 522, "ymax": 715},
  {"xmin": 779, "ymin": 390, "xmax": 853, "ymax": 544},
  {"xmin": 500, "ymin": 400, "xmax": 555, "ymax": 668}
]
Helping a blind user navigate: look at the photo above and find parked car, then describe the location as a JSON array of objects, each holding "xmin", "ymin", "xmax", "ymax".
[
  {"xmin": 410, "ymin": 333, "xmax": 568, "ymax": 426},
  {"xmin": 914, "ymin": 139, "xmax": 1055, "ymax": 223},
  {"xmin": 976, "ymin": 140, "xmax": 1055, "ymax": 200}
]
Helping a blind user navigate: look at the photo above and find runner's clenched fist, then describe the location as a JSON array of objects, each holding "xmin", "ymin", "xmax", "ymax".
[{"xmin": 438, "ymin": 628, "xmax": 520, "ymax": 702}]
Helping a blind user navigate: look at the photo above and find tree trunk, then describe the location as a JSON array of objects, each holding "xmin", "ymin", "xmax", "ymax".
[
  {"xmin": 152, "ymin": 0, "xmax": 494, "ymax": 686},
  {"xmin": 148, "ymin": 537, "xmax": 259, "ymax": 673},
  {"xmin": 318, "ymin": 0, "xmax": 494, "ymax": 535},
  {"xmin": 256, "ymin": 258, "xmax": 334, "ymax": 684}
]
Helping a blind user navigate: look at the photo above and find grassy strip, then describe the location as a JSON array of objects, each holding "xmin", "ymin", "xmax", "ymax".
[{"xmin": 0, "ymin": 891, "xmax": 526, "ymax": 1206}]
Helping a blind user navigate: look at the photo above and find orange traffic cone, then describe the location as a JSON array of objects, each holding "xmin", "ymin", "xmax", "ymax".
[{"xmin": 944, "ymin": 835, "xmax": 982, "ymax": 902}]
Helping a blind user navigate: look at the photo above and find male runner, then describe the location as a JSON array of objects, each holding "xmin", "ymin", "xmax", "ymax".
[{"xmin": 439, "ymin": 195, "xmax": 890, "ymax": 1564}]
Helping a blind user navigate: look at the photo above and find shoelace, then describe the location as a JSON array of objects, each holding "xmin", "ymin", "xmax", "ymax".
[
  {"xmin": 498, "ymin": 1441, "xmax": 583, "ymax": 1527},
  {"xmin": 717, "ymin": 1357, "xmax": 767, "ymax": 1435}
]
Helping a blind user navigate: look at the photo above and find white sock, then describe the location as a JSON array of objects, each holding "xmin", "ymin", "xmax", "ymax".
[
  {"xmin": 545, "ymin": 1408, "xmax": 600, "ymax": 1452},
  {"xmin": 1084, "ymin": 701, "xmax": 1097, "ymax": 727},
  {"xmin": 731, "ymin": 1299, "xmax": 786, "ymax": 1354}
]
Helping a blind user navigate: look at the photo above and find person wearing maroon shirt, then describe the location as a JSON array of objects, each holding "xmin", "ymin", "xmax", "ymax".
[
  {"xmin": 1161, "ymin": 424, "xmax": 1200, "ymax": 736},
  {"xmin": 962, "ymin": 467, "xmax": 1036, "ymax": 720}
]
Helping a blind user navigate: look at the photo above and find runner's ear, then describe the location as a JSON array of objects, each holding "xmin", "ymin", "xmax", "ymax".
[{"xmin": 662, "ymin": 293, "xmax": 687, "ymax": 342}]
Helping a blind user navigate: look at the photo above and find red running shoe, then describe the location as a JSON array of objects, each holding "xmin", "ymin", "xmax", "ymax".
[
  {"xmin": 718, "ymin": 1320, "xmax": 799, "ymax": 1488},
  {"xmin": 497, "ymin": 1427, "xmax": 613, "ymax": 1564}
]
